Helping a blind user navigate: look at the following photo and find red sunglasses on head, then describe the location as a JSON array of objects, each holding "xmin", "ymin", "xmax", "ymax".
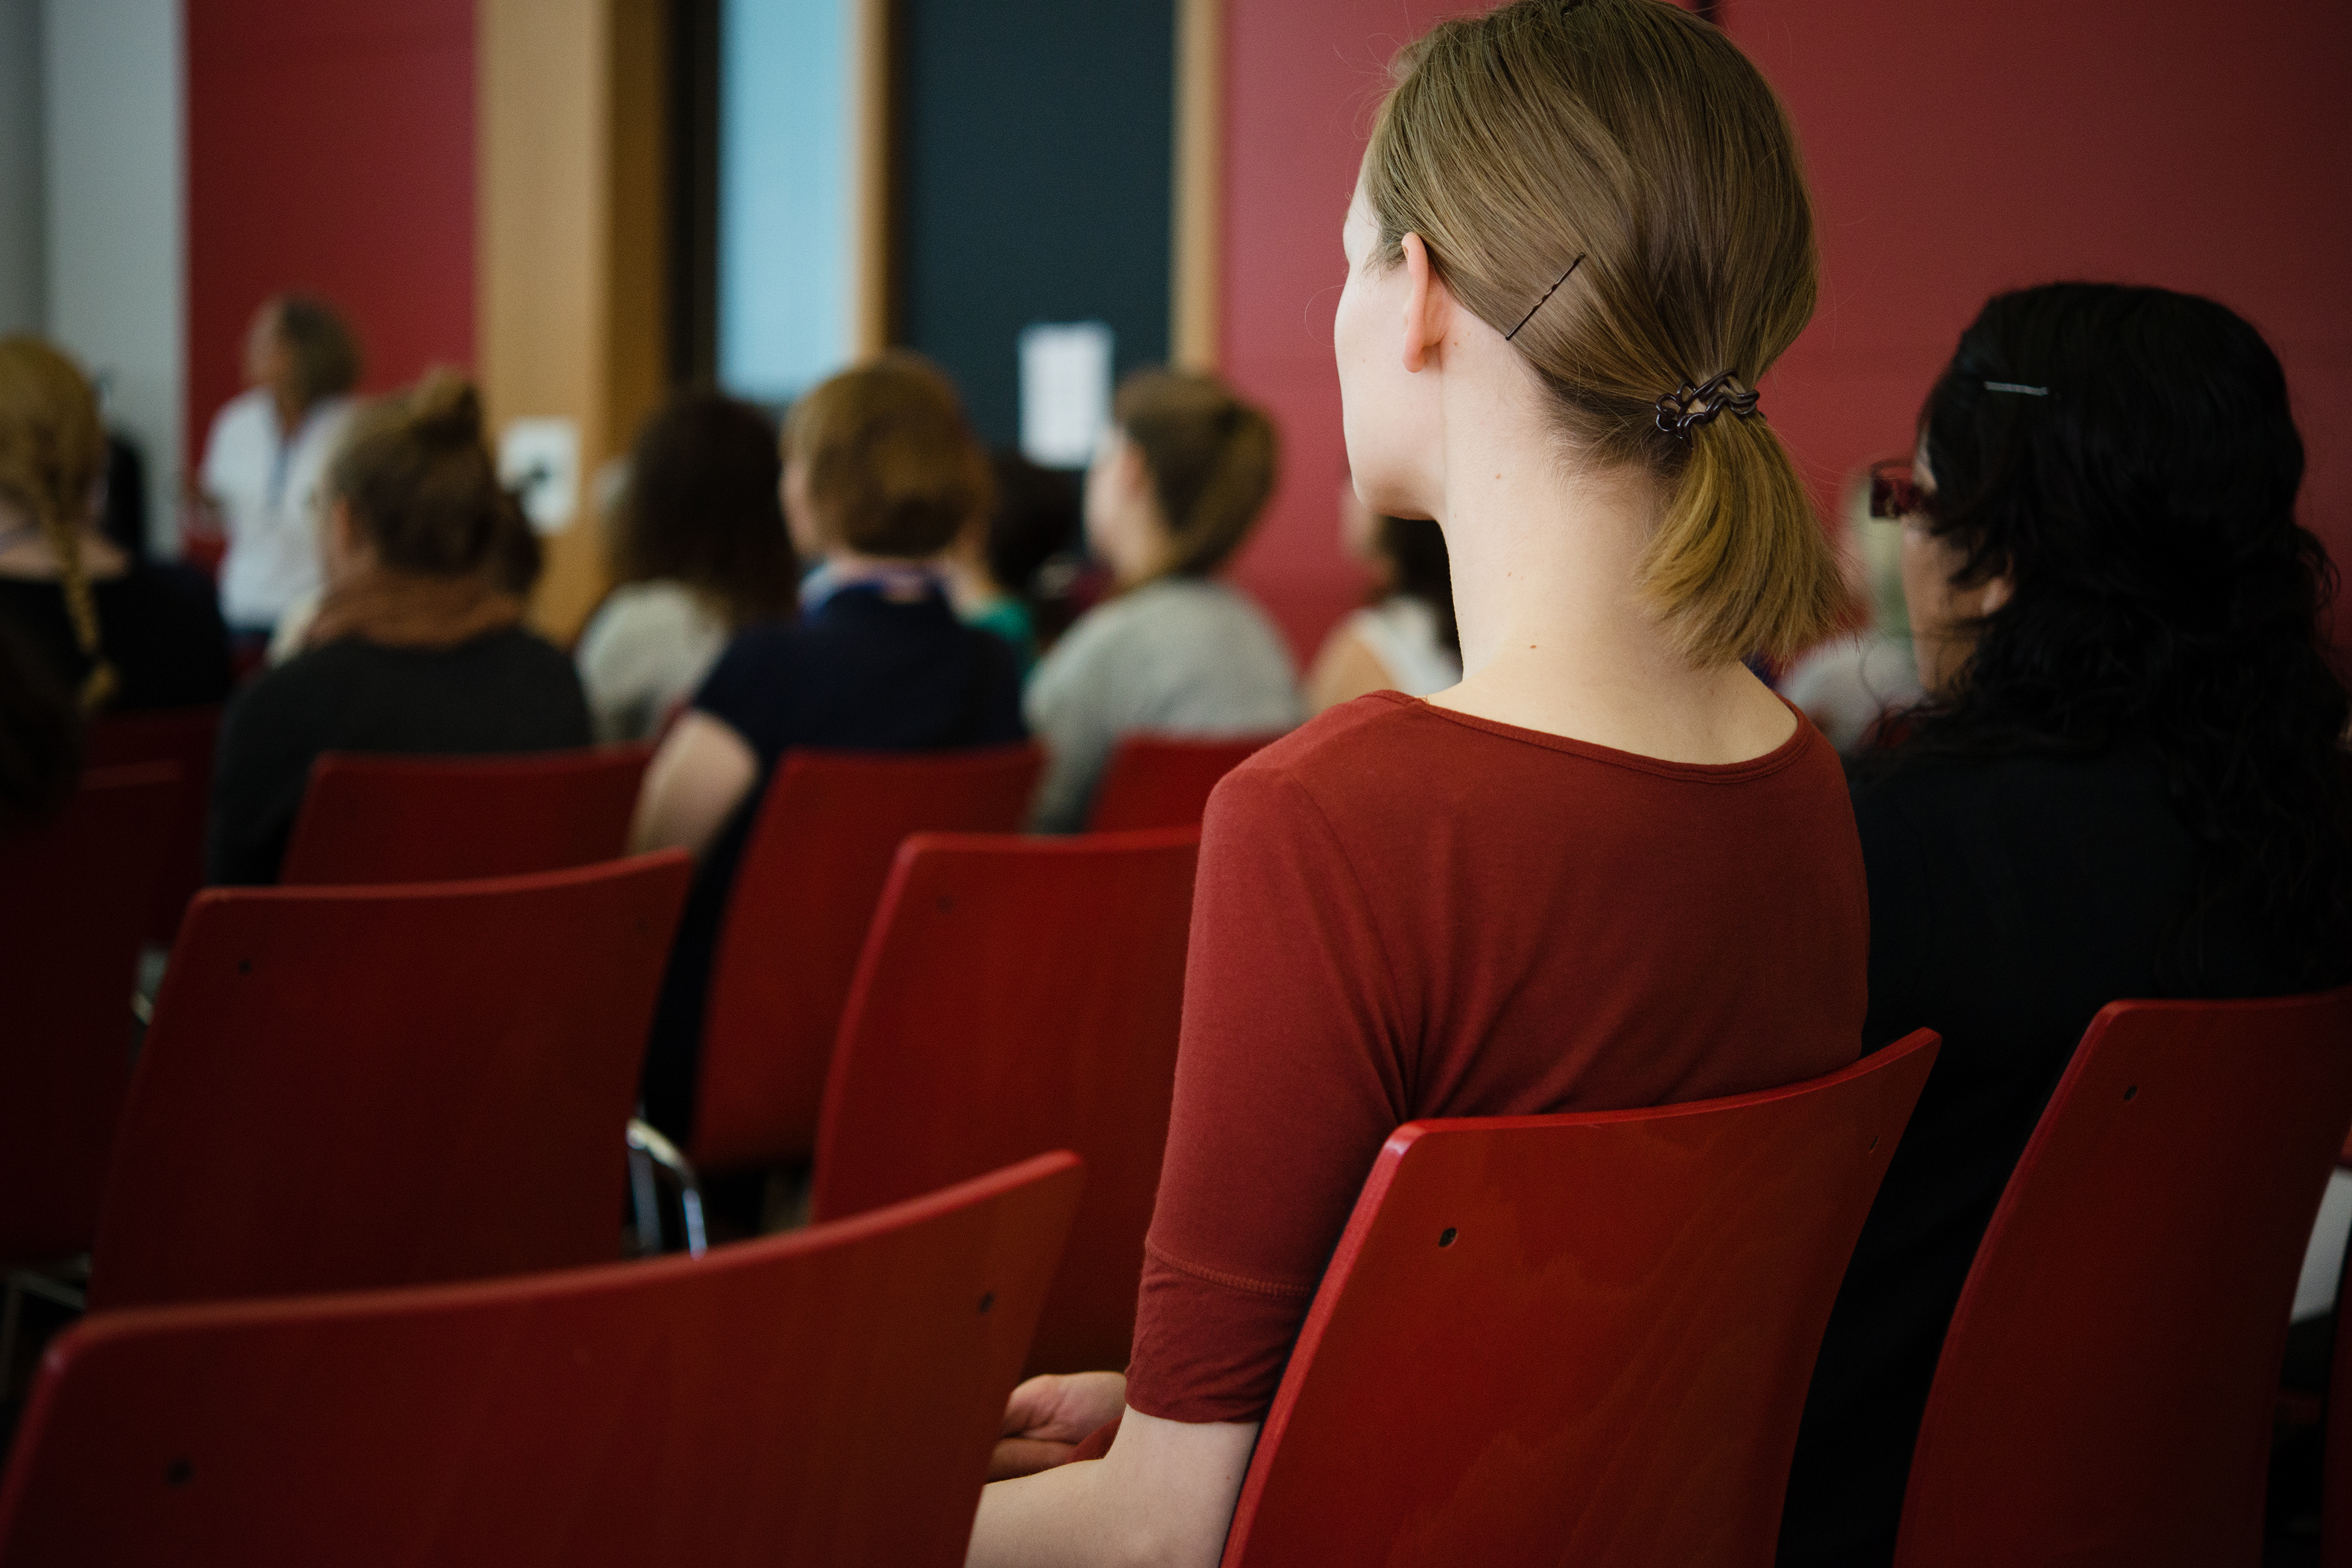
[{"xmin": 1868, "ymin": 458, "xmax": 1926, "ymax": 520}]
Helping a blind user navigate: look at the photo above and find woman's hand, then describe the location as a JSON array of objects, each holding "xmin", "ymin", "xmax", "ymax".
[{"xmin": 987, "ymin": 1371, "xmax": 1128, "ymax": 1480}]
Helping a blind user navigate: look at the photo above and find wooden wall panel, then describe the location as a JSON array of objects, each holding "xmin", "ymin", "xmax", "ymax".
[
  {"xmin": 478, "ymin": 0, "xmax": 667, "ymax": 647},
  {"xmin": 1171, "ymin": 0, "xmax": 1221, "ymax": 371}
]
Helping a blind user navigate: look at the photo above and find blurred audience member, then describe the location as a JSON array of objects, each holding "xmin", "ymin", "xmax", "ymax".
[
  {"xmin": 1025, "ymin": 369, "xmax": 1301, "ymax": 830},
  {"xmin": 0, "ymin": 336, "xmax": 230, "ymax": 713},
  {"xmin": 579, "ymin": 390, "xmax": 797, "ymax": 742},
  {"xmin": 943, "ymin": 449, "xmax": 1082, "ymax": 672},
  {"xmin": 629, "ymin": 354, "xmax": 1024, "ymax": 1145},
  {"xmin": 198, "ymin": 294, "xmax": 361, "ymax": 649},
  {"xmin": 0, "ymin": 621, "xmax": 80, "ymax": 831},
  {"xmin": 1780, "ymin": 283, "xmax": 2352, "ymax": 1568},
  {"xmin": 1779, "ymin": 481, "xmax": 1924, "ymax": 750},
  {"xmin": 1305, "ymin": 482, "xmax": 1461, "ymax": 712},
  {"xmin": 206, "ymin": 372, "xmax": 589, "ymax": 884}
]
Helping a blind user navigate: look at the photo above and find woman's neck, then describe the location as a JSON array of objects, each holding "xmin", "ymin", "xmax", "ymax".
[
  {"xmin": 1427, "ymin": 408, "xmax": 1792, "ymax": 766},
  {"xmin": 0, "ymin": 506, "xmax": 129, "ymax": 584}
]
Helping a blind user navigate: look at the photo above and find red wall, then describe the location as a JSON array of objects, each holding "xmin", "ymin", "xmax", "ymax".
[
  {"xmin": 1217, "ymin": 0, "xmax": 2352, "ymax": 660},
  {"xmin": 186, "ymin": 1, "xmax": 476, "ymax": 461}
]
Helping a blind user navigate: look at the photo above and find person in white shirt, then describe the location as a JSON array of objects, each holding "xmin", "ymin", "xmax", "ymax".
[
  {"xmin": 198, "ymin": 295, "xmax": 360, "ymax": 641},
  {"xmin": 1305, "ymin": 481, "xmax": 1462, "ymax": 711}
]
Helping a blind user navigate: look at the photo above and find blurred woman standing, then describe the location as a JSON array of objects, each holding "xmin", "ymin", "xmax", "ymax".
[{"xmin": 198, "ymin": 295, "xmax": 362, "ymax": 650}]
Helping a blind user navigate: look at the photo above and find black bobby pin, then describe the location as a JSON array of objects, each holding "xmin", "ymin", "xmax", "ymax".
[
  {"xmin": 1654, "ymin": 372, "xmax": 1761, "ymax": 441},
  {"xmin": 1504, "ymin": 254, "xmax": 1587, "ymax": 343},
  {"xmin": 1983, "ymin": 380, "xmax": 2050, "ymax": 396}
]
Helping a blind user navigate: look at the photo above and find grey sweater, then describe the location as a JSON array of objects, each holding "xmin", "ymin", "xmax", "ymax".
[{"xmin": 1024, "ymin": 577, "xmax": 1302, "ymax": 831}]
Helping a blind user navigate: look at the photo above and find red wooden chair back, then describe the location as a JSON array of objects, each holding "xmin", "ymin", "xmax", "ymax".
[
  {"xmin": 0, "ymin": 765, "xmax": 180, "ymax": 1263},
  {"xmin": 695, "ymin": 744, "xmax": 1044, "ymax": 1172},
  {"xmin": 0, "ymin": 1152, "xmax": 1084, "ymax": 1568},
  {"xmin": 1220, "ymin": 1031, "xmax": 1941, "ymax": 1568},
  {"xmin": 811, "ymin": 828, "xmax": 1198, "ymax": 1374},
  {"xmin": 1085, "ymin": 732, "xmax": 1280, "ymax": 833},
  {"xmin": 1891, "ymin": 988, "xmax": 2352, "ymax": 1568},
  {"xmin": 276, "ymin": 744, "xmax": 653, "ymax": 886},
  {"xmin": 85, "ymin": 704, "xmax": 218, "ymax": 941},
  {"xmin": 86, "ymin": 852, "xmax": 694, "ymax": 1310}
]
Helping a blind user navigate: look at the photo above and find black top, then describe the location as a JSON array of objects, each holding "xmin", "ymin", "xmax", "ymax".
[
  {"xmin": 638, "ymin": 582, "xmax": 1026, "ymax": 1144},
  {"xmin": 0, "ymin": 566, "xmax": 231, "ymax": 712},
  {"xmin": 1777, "ymin": 748, "xmax": 2318, "ymax": 1568},
  {"xmin": 206, "ymin": 627, "xmax": 592, "ymax": 886}
]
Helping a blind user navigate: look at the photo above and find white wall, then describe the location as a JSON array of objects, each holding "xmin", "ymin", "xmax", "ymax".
[
  {"xmin": 43, "ymin": 0, "xmax": 182, "ymax": 555},
  {"xmin": 0, "ymin": 0, "xmax": 44, "ymax": 336}
]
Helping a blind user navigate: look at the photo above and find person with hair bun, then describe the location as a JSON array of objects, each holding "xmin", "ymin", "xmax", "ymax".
[
  {"xmin": 1024, "ymin": 368, "xmax": 1302, "ymax": 830},
  {"xmin": 0, "ymin": 336, "xmax": 230, "ymax": 715},
  {"xmin": 1778, "ymin": 283, "xmax": 2352, "ymax": 1568},
  {"xmin": 578, "ymin": 389, "xmax": 797, "ymax": 742},
  {"xmin": 971, "ymin": 3, "xmax": 1862, "ymax": 1560},
  {"xmin": 198, "ymin": 293, "xmax": 363, "ymax": 647},
  {"xmin": 205, "ymin": 370, "xmax": 589, "ymax": 885},
  {"xmin": 629, "ymin": 354, "xmax": 1024, "ymax": 1148}
]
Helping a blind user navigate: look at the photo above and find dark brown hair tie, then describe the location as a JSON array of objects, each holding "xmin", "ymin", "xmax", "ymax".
[{"xmin": 1654, "ymin": 372, "xmax": 1760, "ymax": 440}]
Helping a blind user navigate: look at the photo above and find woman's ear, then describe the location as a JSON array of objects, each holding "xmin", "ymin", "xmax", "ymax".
[
  {"xmin": 1399, "ymin": 232, "xmax": 1450, "ymax": 374},
  {"xmin": 1978, "ymin": 571, "xmax": 2015, "ymax": 617}
]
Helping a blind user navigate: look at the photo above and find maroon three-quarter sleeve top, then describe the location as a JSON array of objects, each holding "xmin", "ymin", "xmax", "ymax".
[{"xmin": 1121, "ymin": 691, "xmax": 1869, "ymax": 1425}]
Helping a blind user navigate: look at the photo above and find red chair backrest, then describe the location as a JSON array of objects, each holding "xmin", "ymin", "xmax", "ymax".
[
  {"xmin": 695, "ymin": 744, "xmax": 1044, "ymax": 1172},
  {"xmin": 0, "ymin": 764, "xmax": 180, "ymax": 1263},
  {"xmin": 1892, "ymin": 989, "xmax": 2352, "ymax": 1568},
  {"xmin": 276, "ymin": 744, "xmax": 653, "ymax": 886},
  {"xmin": 0, "ymin": 1152, "xmax": 1084, "ymax": 1568},
  {"xmin": 84, "ymin": 704, "xmax": 218, "ymax": 942},
  {"xmin": 811, "ymin": 828, "xmax": 1198, "ymax": 1374},
  {"xmin": 86, "ymin": 852, "xmax": 694, "ymax": 1310},
  {"xmin": 1220, "ymin": 1031, "xmax": 1941, "ymax": 1568},
  {"xmin": 1085, "ymin": 732, "xmax": 1280, "ymax": 833}
]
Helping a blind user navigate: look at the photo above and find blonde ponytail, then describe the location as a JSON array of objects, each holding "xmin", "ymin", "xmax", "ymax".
[
  {"xmin": 1642, "ymin": 412, "xmax": 1847, "ymax": 664},
  {"xmin": 0, "ymin": 336, "xmax": 117, "ymax": 708},
  {"xmin": 1366, "ymin": 0, "xmax": 1852, "ymax": 663}
]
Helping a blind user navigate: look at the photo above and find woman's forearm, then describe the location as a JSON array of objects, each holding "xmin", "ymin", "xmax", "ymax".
[{"xmin": 966, "ymin": 1406, "xmax": 1259, "ymax": 1568}]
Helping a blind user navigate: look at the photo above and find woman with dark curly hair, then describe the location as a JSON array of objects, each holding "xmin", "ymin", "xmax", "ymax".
[{"xmin": 1778, "ymin": 282, "xmax": 2352, "ymax": 1568}]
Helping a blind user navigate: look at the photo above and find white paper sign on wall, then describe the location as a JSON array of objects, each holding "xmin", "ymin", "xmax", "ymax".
[
  {"xmin": 1018, "ymin": 321, "xmax": 1114, "ymax": 470},
  {"xmin": 499, "ymin": 418, "xmax": 582, "ymax": 535}
]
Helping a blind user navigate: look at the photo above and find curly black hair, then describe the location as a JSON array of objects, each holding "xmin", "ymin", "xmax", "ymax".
[{"xmin": 1887, "ymin": 281, "xmax": 2352, "ymax": 986}]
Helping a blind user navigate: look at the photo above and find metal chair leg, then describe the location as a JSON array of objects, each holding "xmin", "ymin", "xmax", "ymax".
[
  {"xmin": 626, "ymin": 1118, "xmax": 707, "ymax": 1258},
  {"xmin": 1, "ymin": 1259, "xmax": 90, "ymax": 1403}
]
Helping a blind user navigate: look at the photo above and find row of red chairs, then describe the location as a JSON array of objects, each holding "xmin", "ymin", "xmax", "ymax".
[
  {"xmin": 7, "ymin": 991, "xmax": 2349, "ymax": 1564},
  {"xmin": 13, "ymin": 720, "xmax": 2352, "ymax": 1562},
  {"xmin": 3, "ymin": 728, "xmax": 1249, "ymax": 1360}
]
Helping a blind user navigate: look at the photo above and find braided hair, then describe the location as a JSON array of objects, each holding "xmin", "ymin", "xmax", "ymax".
[{"xmin": 0, "ymin": 337, "xmax": 116, "ymax": 710}]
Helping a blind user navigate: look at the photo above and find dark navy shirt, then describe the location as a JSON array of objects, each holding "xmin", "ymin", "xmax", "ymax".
[{"xmin": 638, "ymin": 581, "xmax": 1026, "ymax": 1143}]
